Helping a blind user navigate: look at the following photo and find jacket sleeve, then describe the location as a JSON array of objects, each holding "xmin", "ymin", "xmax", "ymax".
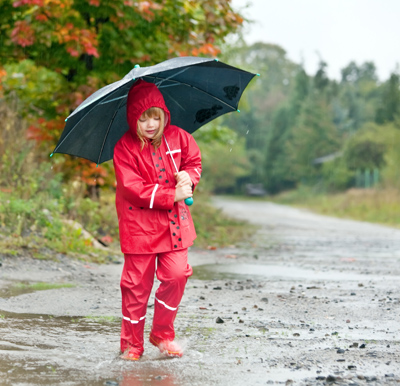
[
  {"xmin": 180, "ymin": 132, "xmax": 202, "ymax": 190},
  {"xmin": 113, "ymin": 140, "xmax": 175, "ymax": 210}
]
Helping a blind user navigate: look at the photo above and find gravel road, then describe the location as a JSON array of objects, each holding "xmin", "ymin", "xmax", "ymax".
[{"xmin": 0, "ymin": 197, "xmax": 399, "ymax": 385}]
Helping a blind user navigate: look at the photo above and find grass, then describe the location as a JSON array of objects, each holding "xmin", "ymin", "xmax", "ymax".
[
  {"xmin": 271, "ymin": 186, "xmax": 400, "ymax": 228},
  {"xmin": 84, "ymin": 315, "xmax": 120, "ymax": 323},
  {"xmin": 0, "ymin": 189, "xmax": 253, "ymax": 262},
  {"xmin": 1, "ymin": 281, "xmax": 76, "ymax": 298},
  {"xmin": 13, "ymin": 282, "xmax": 76, "ymax": 291}
]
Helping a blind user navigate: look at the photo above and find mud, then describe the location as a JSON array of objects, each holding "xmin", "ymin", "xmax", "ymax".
[{"xmin": 0, "ymin": 197, "xmax": 400, "ymax": 385}]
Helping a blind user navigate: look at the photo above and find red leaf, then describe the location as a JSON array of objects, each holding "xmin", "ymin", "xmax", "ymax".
[{"xmin": 11, "ymin": 20, "xmax": 35, "ymax": 47}]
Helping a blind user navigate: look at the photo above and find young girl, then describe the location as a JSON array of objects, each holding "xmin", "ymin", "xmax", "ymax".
[{"xmin": 113, "ymin": 79, "xmax": 202, "ymax": 361}]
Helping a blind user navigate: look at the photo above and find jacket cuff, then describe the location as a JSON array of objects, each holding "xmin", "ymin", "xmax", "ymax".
[{"xmin": 151, "ymin": 186, "xmax": 175, "ymax": 210}]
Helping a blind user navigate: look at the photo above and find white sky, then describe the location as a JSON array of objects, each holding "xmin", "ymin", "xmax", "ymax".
[{"xmin": 231, "ymin": 0, "xmax": 400, "ymax": 81}]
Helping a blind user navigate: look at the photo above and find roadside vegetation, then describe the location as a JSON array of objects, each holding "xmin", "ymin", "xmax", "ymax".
[
  {"xmin": 0, "ymin": 1, "xmax": 254, "ymax": 262},
  {"xmin": 3, "ymin": 2, "xmax": 400, "ymax": 255},
  {"xmin": 0, "ymin": 101, "xmax": 252, "ymax": 262},
  {"xmin": 272, "ymin": 186, "xmax": 400, "ymax": 229}
]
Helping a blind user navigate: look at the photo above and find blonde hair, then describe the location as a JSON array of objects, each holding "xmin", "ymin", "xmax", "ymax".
[{"xmin": 136, "ymin": 107, "xmax": 165, "ymax": 150}]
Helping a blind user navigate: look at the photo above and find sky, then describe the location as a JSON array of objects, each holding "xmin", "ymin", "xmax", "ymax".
[{"xmin": 231, "ymin": 0, "xmax": 400, "ymax": 81}]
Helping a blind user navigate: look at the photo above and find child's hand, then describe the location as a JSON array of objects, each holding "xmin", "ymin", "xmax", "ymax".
[
  {"xmin": 174, "ymin": 171, "xmax": 192, "ymax": 188},
  {"xmin": 174, "ymin": 184, "xmax": 193, "ymax": 202}
]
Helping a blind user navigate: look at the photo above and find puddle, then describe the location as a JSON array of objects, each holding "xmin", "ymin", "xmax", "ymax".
[
  {"xmin": 0, "ymin": 310, "xmax": 121, "ymax": 385},
  {"xmin": 0, "ymin": 281, "xmax": 75, "ymax": 298},
  {"xmin": 0, "ymin": 310, "xmax": 218, "ymax": 385},
  {"xmin": 192, "ymin": 263, "xmax": 387, "ymax": 281},
  {"xmin": 0, "ymin": 283, "xmax": 37, "ymax": 298}
]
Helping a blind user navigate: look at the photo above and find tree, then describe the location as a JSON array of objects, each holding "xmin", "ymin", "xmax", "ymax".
[
  {"xmin": 344, "ymin": 139, "xmax": 386, "ymax": 171},
  {"xmin": 376, "ymin": 72, "xmax": 400, "ymax": 124},
  {"xmin": 262, "ymin": 67, "xmax": 310, "ymax": 193},
  {"xmin": 194, "ymin": 124, "xmax": 250, "ymax": 193},
  {"xmin": 221, "ymin": 42, "xmax": 299, "ymax": 186},
  {"xmin": 343, "ymin": 122, "xmax": 386, "ymax": 171},
  {"xmin": 1, "ymin": 0, "xmax": 244, "ymax": 188},
  {"xmin": 333, "ymin": 61, "xmax": 380, "ymax": 133},
  {"xmin": 285, "ymin": 95, "xmax": 341, "ymax": 183},
  {"xmin": 314, "ymin": 60, "xmax": 329, "ymax": 92},
  {"xmin": 264, "ymin": 106, "xmax": 296, "ymax": 192}
]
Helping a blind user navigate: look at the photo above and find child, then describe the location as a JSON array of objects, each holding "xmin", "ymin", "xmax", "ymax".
[{"xmin": 113, "ymin": 79, "xmax": 202, "ymax": 361}]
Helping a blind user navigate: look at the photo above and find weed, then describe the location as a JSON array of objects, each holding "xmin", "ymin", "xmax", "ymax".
[
  {"xmin": 14, "ymin": 282, "xmax": 75, "ymax": 291},
  {"xmin": 46, "ymin": 366, "xmax": 57, "ymax": 374},
  {"xmin": 272, "ymin": 186, "xmax": 400, "ymax": 228},
  {"xmin": 85, "ymin": 315, "xmax": 120, "ymax": 324}
]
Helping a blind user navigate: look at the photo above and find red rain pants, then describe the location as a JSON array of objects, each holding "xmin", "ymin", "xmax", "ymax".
[{"xmin": 120, "ymin": 249, "xmax": 192, "ymax": 353}]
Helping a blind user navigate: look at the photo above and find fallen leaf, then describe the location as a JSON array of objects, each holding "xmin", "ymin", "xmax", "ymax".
[
  {"xmin": 225, "ymin": 254, "xmax": 237, "ymax": 259},
  {"xmin": 340, "ymin": 258, "xmax": 357, "ymax": 262}
]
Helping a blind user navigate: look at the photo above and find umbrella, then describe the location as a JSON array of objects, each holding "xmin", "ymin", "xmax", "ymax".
[{"xmin": 51, "ymin": 56, "xmax": 257, "ymax": 165}]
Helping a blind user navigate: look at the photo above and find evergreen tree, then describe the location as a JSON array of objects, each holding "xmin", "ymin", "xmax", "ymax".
[{"xmin": 376, "ymin": 72, "xmax": 400, "ymax": 124}]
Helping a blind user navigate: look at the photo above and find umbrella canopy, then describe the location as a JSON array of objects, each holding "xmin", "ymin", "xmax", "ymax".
[{"xmin": 52, "ymin": 56, "xmax": 257, "ymax": 164}]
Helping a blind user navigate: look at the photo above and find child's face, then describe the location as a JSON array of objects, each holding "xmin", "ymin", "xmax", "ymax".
[{"xmin": 138, "ymin": 113, "xmax": 161, "ymax": 139}]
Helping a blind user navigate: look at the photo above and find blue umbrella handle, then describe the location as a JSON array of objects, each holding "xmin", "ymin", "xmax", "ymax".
[{"xmin": 185, "ymin": 197, "xmax": 194, "ymax": 206}]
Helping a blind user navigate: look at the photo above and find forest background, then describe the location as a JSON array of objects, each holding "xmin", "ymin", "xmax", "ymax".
[{"xmin": 1, "ymin": 0, "xmax": 400, "ymax": 261}]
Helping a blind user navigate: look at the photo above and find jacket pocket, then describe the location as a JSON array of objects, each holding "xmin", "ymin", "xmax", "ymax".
[{"xmin": 126, "ymin": 207, "xmax": 159, "ymax": 236}]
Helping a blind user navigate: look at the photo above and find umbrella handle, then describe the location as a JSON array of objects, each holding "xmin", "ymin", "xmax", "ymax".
[{"xmin": 164, "ymin": 135, "xmax": 194, "ymax": 206}]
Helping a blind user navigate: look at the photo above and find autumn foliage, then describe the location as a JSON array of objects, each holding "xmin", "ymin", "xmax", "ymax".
[{"xmin": 1, "ymin": 0, "xmax": 243, "ymax": 188}]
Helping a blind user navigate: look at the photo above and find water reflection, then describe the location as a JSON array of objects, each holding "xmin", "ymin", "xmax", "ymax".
[
  {"xmin": 120, "ymin": 369, "xmax": 177, "ymax": 386},
  {"xmin": 0, "ymin": 310, "xmax": 121, "ymax": 385},
  {"xmin": 0, "ymin": 310, "xmax": 186, "ymax": 385},
  {"xmin": 192, "ymin": 262, "xmax": 393, "ymax": 281}
]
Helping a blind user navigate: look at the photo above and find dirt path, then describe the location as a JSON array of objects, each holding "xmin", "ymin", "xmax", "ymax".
[{"xmin": 1, "ymin": 197, "xmax": 400, "ymax": 385}]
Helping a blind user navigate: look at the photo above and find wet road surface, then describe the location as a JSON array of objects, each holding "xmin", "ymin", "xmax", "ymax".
[{"xmin": 1, "ymin": 197, "xmax": 400, "ymax": 385}]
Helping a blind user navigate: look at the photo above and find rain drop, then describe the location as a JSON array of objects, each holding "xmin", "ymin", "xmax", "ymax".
[
  {"xmin": 230, "ymin": 148, "xmax": 232, "ymax": 152},
  {"xmin": 246, "ymin": 130, "xmax": 249, "ymax": 135}
]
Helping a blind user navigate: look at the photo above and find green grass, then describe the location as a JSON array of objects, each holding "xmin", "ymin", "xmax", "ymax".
[
  {"xmin": 1, "ymin": 186, "xmax": 254, "ymax": 261},
  {"xmin": 84, "ymin": 315, "xmax": 120, "ymax": 323},
  {"xmin": 13, "ymin": 282, "xmax": 76, "ymax": 291},
  {"xmin": 271, "ymin": 186, "xmax": 400, "ymax": 228},
  {"xmin": 0, "ymin": 281, "xmax": 76, "ymax": 298}
]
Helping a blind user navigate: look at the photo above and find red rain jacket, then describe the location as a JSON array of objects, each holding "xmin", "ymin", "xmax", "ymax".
[{"xmin": 113, "ymin": 80, "xmax": 202, "ymax": 254}]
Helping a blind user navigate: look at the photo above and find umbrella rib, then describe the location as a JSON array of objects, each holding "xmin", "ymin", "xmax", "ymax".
[
  {"xmin": 99, "ymin": 95, "xmax": 127, "ymax": 105},
  {"xmin": 97, "ymin": 97, "xmax": 125, "ymax": 165},
  {"xmin": 52, "ymin": 83, "xmax": 132, "ymax": 155},
  {"xmin": 154, "ymin": 68, "xmax": 189, "ymax": 87},
  {"xmin": 144, "ymin": 75, "xmax": 238, "ymax": 111}
]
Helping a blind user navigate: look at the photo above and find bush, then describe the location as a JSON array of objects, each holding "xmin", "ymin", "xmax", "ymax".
[{"xmin": 320, "ymin": 158, "xmax": 353, "ymax": 191}]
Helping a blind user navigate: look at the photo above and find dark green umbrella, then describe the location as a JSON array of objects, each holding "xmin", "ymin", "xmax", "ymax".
[{"xmin": 51, "ymin": 56, "xmax": 257, "ymax": 165}]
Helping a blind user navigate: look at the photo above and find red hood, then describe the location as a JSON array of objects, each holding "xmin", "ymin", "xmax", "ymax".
[{"xmin": 126, "ymin": 79, "xmax": 171, "ymax": 138}]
